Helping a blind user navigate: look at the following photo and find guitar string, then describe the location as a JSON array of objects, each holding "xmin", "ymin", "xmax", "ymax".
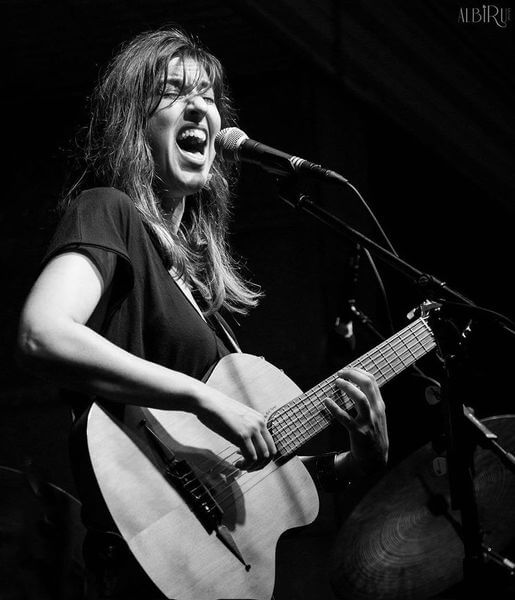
[
  {"xmin": 182, "ymin": 357, "xmax": 436, "ymax": 505},
  {"xmin": 196, "ymin": 333, "xmax": 435, "ymax": 494},
  {"xmin": 274, "ymin": 325, "xmax": 435, "ymax": 451},
  {"xmin": 278, "ymin": 319, "xmax": 431, "ymax": 416},
  {"xmin": 272, "ymin": 331, "xmax": 435, "ymax": 455},
  {"xmin": 182, "ymin": 322, "xmax": 436, "ymax": 499},
  {"xmin": 275, "ymin": 320, "xmax": 432, "ymax": 417},
  {"xmin": 213, "ymin": 322, "xmax": 434, "ymax": 467},
  {"xmin": 199, "ymin": 319, "xmax": 432, "ymax": 469},
  {"xmin": 211, "ymin": 325, "xmax": 437, "ymax": 504},
  {"xmin": 186, "ymin": 320, "xmax": 434, "ymax": 482}
]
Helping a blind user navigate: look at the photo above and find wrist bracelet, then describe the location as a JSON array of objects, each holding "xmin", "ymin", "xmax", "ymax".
[{"xmin": 314, "ymin": 452, "xmax": 352, "ymax": 493}]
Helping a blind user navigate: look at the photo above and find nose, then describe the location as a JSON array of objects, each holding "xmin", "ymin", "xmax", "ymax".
[{"xmin": 184, "ymin": 93, "xmax": 208, "ymax": 122}]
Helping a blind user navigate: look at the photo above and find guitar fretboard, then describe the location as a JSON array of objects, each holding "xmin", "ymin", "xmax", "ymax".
[{"xmin": 267, "ymin": 316, "xmax": 436, "ymax": 457}]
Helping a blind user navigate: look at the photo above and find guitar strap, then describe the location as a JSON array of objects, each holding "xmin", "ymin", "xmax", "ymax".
[{"xmin": 210, "ymin": 311, "xmax": 242, "ymax": 354}]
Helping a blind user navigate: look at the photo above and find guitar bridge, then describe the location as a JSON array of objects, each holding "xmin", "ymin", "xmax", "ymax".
[
  {"xmin": 140, "ymin": 420, "xmax": 223, "ymax": 532},
  {"xmin": 140, "ymin": 420, "xmax": 251, "ymax": 570}
]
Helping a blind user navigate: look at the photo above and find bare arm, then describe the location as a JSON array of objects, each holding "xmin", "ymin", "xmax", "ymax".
[{"xmin": 17, "ymin": 252, "xmax": 276, "ymax": 466}]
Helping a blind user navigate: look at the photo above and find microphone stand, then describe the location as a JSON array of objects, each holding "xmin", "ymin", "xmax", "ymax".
[{"xmin": 274, "ymin": 174, "xmax": 515, "ymax": 596}]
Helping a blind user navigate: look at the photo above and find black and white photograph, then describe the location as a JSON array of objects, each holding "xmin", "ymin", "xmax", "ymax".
[{"xmin": 2, "ymin": 2, "xmax": 514, "ymax": 599}]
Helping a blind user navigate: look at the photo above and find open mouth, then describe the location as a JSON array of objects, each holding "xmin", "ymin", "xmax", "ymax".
[{"xmin": 176, "ymin": 127, "xmax": 208, "ymax": 159}]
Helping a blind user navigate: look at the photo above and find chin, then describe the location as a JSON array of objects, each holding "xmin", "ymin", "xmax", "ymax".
[
  {"xmin": 183, "ymin": 170, "xmax": 211, "ymax": 195},
  {"xmin": 163, "ymin": 172, "xmax": 204, "ymax": 198}
]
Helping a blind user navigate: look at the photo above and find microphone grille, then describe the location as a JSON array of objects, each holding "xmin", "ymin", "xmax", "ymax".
[{"xmin": 215, "ymin": 127, "xmax": 248, "ymax": 160}]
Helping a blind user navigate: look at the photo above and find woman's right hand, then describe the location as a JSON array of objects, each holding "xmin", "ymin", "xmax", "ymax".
[{"xmin": 196, "ymin": 389, "xmax": 277, "ymax": 471}]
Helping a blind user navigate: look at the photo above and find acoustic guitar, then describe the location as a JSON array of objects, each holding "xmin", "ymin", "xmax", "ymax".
[{"xmin": 87, "ymin": 307, "xmax": 436, "ymax": 599}]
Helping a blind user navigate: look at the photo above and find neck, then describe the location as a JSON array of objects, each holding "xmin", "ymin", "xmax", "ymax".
[
  {"xmin": 267, "ymin": 314, "xmax": 436, "ymax": 459},
  {"xmin": 160, "ymin": 196, "xmax": 185, "ymax": 234}
]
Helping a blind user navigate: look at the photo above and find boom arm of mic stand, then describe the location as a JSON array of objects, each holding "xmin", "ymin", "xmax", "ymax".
[
  {"xmin": 275, "ymin": 176, "xmax": 515, "ymax": 337},
  {"xmin": 276, "ymin": 177, "xmax": 467, "ymax": 299}
]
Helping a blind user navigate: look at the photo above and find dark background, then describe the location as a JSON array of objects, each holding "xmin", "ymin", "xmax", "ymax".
[{"xmin": 1, "ymin": 1, "xmax": 514, "ymax": 599}]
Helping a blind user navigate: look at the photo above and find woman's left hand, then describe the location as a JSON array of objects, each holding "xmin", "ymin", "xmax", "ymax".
[{"xmin": 324, "ymin": 368, "xmax": 389, "ymax": 477}]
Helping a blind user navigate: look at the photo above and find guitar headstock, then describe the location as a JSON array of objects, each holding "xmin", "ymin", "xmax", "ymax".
[{"xmin": 406, "ymin": 300, "xmax": 442, "ymax": 321}]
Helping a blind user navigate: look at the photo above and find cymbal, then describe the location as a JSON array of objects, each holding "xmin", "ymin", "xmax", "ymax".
[{"xmin": 330, "ymin": 415, "xmax": 515, "ymax": 600}]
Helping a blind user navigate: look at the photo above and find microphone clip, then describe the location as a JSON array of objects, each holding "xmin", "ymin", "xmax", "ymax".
[{"xmin": 276, "ymin": 175, "xmax": 312, "ymax": 210}]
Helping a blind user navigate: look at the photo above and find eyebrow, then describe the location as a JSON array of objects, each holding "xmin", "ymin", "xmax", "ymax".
[
  {"xmin": 164, "ymin": 76, "xmax": 185, "ymax": 86},
  {"xmin": 164, "ymin": 76, "xmax": 212, "ymax": 89}
]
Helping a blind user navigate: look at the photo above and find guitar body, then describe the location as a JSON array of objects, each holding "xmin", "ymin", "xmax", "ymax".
[{"xmin": 87, "ymin": 353, "xmax": 320, "ymax": 600}]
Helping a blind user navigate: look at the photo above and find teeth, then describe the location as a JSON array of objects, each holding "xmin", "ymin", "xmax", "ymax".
[{"xmin": 177, "ymin": 128, "xmax": 207, "ymax": 143}]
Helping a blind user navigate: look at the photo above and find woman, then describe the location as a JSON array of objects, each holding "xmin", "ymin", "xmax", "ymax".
[{"xmin": 17, "ymin": 26, "xmax": 388, "ymax": 599}]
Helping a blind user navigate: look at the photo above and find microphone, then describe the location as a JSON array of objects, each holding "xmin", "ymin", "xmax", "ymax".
[{"xmin": 215, "ymin": 127, "xmax": 348, "ymax": 184}]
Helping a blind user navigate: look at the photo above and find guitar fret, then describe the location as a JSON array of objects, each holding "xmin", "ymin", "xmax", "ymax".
[
  {"xmin": 278, "ymin": 386, "xmax": 332, "ymax": 452},
  {"xmin": 269, "ymin": 316, "xmax": 436, "ymax": 455},
  {"xmin": 366, "ymin": 325, "xmax": 422, "ymax": 365},
  {"xmin": 377, "ymin": 344, "xmax": 395, "ymax": 372},
  {"xmin": 326, "ymin": 333, "xmax": 431, "ymax": 391},
  {"xmin": 417, "ymin": 333, "xmax": 433, "ymax": 354},
  {"xmin": 374, "ymin": 348, "xmax": 397, "ymax": 382},
  {"xmin": 366, "ymin": 327, "xmax": 434, "ymax": 384},
  {"xmin": 275, "ymin": 402, "xmax": 317, "ymax": 452},
  {"xmin": 278, "ymin": 339, "xmax": 434, "ymax": 450},
  {"xmin": 288, "ymin": 398, "xmax": 329, "ymax": 451},
  {"xmin": 365, "ymin": 353, "xmax": 382, "ymax": 376},
  {"xmin": 360, "ymin": 357, "xmax": 375, "ymax": 374},
  {"xmin": 400, "ymin": 336, "xmax": 418, "ymax": 361}
]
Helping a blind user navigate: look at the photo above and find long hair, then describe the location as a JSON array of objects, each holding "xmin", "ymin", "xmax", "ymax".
[{"xmin": 63, "ymin": 26, "xmax": 261, "ymax": 315}]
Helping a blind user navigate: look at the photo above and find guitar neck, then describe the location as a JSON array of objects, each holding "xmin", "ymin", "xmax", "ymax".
[{"xmin": 268, "ymin": 316, "xmax": 436, "ymax": 457}]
